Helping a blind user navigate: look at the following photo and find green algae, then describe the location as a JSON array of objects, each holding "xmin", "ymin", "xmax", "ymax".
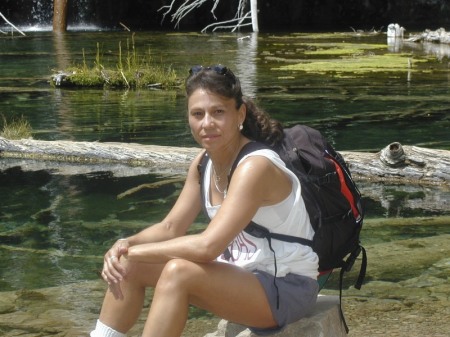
[
  {"xmin": 261, "ymin": 35, "xmax": 439, "ymax": 77},
  {"xmin": 268, "ymin": 31, "xmax": 382, "ymax": 40},
  {"xmin": 273, "ymin": 53, "xmax": 429, "ymax": 75},
  {"xmin": 302, "ymin": 42, "xmax": 387, "ymax": 55}
]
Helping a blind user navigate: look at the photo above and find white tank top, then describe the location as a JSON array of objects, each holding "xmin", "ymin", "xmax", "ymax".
[{"xmin": 204, "ymin": 149, "xmax": 319, "ymax": 279}]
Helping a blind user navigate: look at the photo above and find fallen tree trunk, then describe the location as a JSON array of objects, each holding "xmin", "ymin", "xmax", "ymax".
[
  {"xmin": 0, "ymin": 137, "xmax": 200, "ymax": 177},
  {"xmin": 0, "ymin": 137, "xmax": 449, "ymax": 185},
  {"xmin": 340, "ymin": 143, "xmax": 450, "ymax": 186}
]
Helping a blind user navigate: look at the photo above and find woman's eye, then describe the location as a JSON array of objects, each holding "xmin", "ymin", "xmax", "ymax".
[{"xmin": 191, "ymin": 111, "xmax": 203, "ymax": 117}]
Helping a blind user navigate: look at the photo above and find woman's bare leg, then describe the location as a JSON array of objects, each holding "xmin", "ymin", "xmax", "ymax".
[
  {"xmin": 142, "ymin": 259, "xmax": 277, "ymax": 337},
  {"xmin": 97, "ymin": 260, "xmax": 165, "ymax": 333}
]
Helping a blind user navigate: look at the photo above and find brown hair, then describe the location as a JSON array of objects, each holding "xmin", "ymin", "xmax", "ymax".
[{"xmin": 185, "ymin": 65, "xmax": 284, "ymax": 146}]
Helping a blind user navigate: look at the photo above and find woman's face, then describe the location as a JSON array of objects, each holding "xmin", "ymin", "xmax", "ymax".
[{"xmin": 188, "ymin": 88, "xmax": 245, "ymax": 150}]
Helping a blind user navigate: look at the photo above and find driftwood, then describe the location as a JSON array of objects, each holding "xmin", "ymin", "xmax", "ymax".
[
  {"xmin": 0, "ymin": 11, "xmax": 26, "ymax": 36},
  {"xmin": 0, "ymin": 137, "xmax": 449, "ymax": 186},
  {"xmin": 406, "ymin": 27, "xmax": 450, "ymax": 44},
  {"xmin": 387, "ymin": 23, "xmax": 450, "ymax": 44}
]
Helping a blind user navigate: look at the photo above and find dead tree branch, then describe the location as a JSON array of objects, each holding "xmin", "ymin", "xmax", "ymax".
[
  {"xmin": 201, "ymin": 12, "xmax": 252, "ymax": 33},
  {"xmin": 158, "ymin": 0, "xmax": 255, "ymax": 32},
  {"xmin": 0, "ymin": 11, "xmax": 26, "ymax": 36}
]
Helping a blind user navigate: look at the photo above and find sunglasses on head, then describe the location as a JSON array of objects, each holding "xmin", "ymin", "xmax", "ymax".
[{"xmin": 189, "ymin": 64, "xmax": 229, "ymax": 76}]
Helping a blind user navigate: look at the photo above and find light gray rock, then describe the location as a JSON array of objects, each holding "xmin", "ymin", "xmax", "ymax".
[{"xmin": 204, "ymin": 295, "xmax": 347, "ymax": 337}]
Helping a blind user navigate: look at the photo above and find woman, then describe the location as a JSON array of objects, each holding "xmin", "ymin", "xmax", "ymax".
[{"xmin": 91, "ymin": 65, "xmax": 319, "ymax": 337}]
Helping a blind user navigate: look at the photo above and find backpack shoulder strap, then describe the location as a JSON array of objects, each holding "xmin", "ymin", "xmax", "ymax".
[
  {"xmin": 197, "ymin": 141, "xmax": 267, "ymax": 220},
  {"xmin": 198, "ymin": 141, "xmax": 267, "ymax": 186},
  {"xmin": 234, "ymin": 141, "xmax": 314, "ymax": 248},
  {"xmin": 197, "ymin": 150, "xmax": 209, "ymax": 220},
  {"xmin": 198, "ymin": 141, "xmax": 314, "ymax": 248},
  {"xmin": 229, "ymin": 141, "xmax": 268, "ymax": 178}
]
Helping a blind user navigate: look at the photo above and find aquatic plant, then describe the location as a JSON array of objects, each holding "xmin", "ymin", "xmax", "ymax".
[
  {"xmin": 271, "ymin": 41, "xmax": 430, "ymax": 77},
  {"xmin": 0, "ymin": 115, "xmax": 32, "ymax": 139},
  {"xmin": 51, "ymin": 34, "xmax": 180, "ymax": 89}
]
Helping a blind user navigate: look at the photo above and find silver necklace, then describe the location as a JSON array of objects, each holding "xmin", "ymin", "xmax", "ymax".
[
  {"xmin": 210, "ymin": 140, "xmax": 242, "ymax": 197},
  {"xmin": 212, "ymin": 166, "xmax": 229, "ymax": 196}
]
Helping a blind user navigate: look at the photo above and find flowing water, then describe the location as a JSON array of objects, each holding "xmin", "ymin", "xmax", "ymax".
[{"xmin": 0, "ymin": 30, "xmax": 449, "ymax": 332}]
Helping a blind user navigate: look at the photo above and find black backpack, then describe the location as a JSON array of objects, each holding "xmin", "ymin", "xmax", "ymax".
[{"xmin": 198, "ymin": 124, "xmax": 366, "ymax": 332}]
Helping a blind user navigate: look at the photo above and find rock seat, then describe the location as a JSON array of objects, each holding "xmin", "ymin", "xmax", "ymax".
[{"xmin": 204, "ymin": 295, "xmax": 347, "ymax": 337}]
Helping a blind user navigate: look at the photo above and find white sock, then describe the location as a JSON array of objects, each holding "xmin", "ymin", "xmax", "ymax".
[{"xmin": 90, "ymin": 319, "xmax": 127, "ymax": 337}]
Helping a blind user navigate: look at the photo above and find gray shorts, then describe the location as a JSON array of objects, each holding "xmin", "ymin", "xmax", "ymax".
[{"xmin": 250, "ymin": 270, "xmax": 319, "ymax": 335}]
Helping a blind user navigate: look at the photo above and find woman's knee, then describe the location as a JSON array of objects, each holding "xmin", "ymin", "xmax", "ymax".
[{"xmin": 157, "ymin": 259, "xmax": 200, "ymax": 291}]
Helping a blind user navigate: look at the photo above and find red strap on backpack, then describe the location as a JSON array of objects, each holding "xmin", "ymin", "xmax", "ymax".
[{"xmin": 327, "ymin": 157, "xmax": 361, "ymax": 220}]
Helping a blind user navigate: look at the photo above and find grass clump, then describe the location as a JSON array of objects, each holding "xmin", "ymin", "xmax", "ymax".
[
  {"xmin": 1, "ymin": 115, "xmax": 33, "ymax": 139},
  {"xmin": 51, "ymin": 34, "xmax": 180, "ymax": 89}
]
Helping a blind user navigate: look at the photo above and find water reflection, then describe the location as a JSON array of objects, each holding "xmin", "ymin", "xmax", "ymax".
[
  {"xmin": 387, "ymin": 37, "xmax": 403, "ymax": 53},
  {"xmin": 52, "ymin": 32, "xmax": 71, "ymax": 70},
  {"xmin": 235, "ymin": 32, "xmax": 258, "ymax": 98},
  {"xmin": 413, "ymin": 41, "xmax": 450, "ymax": 60}
]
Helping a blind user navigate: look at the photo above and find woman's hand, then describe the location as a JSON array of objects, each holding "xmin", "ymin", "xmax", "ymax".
[{"xmin": 101, "ymin": 238, "xmax": 129, "ymax": 299}]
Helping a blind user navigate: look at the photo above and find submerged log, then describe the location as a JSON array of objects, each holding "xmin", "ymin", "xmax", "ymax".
[{"xmin": 0, "ymin": 137, "xmax": 449, "ymax": 185}]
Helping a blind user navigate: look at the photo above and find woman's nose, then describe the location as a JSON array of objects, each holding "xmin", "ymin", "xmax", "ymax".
[{"xmin": 202, "ymin": 113, "xmax": 214, "ymax": 127}]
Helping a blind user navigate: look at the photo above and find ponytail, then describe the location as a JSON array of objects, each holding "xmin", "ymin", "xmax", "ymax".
[{"xmin": 241, "ymin": 97, "xmax": 284, "ymax": 147}]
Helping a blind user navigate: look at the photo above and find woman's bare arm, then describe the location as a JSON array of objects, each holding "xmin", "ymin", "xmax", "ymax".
[
  {"xmin": 126, "ymin": 155, "xmax": 291, "ymax": 264},
  {"xmin": 122, "ymin": 152, "xmax": 205, "ymax": 246}
]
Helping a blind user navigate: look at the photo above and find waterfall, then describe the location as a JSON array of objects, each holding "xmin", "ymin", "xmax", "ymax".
[
  {"xmin": 19, "ymin": 0, "xmax": 98, "ymax": 32},
  {"xmin": 72, "ymin": 0, "xmax": 90, "ymax": 24},
  {"xmin": 30, "ymin": 0, "xmax": 53, "ymax": 30}
]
